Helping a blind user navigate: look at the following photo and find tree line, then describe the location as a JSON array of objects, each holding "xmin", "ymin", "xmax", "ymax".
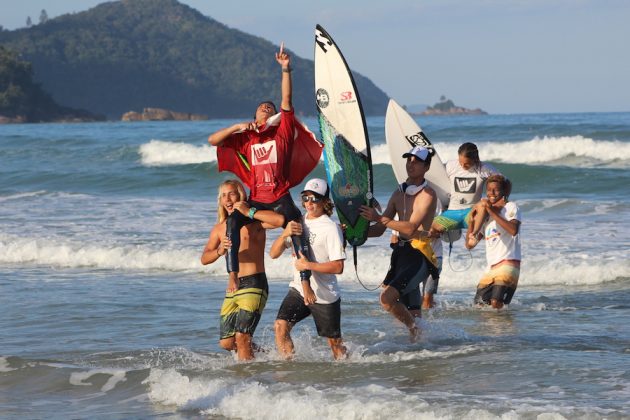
[
  {"xmin": 0, "ymin": 0, "xmax": 388, "ymax": 119},
  {"xmin": 0, "ymin": 45, "xmax": 102, "ymax": 122}
]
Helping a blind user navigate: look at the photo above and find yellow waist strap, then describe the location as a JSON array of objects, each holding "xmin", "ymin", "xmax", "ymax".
[{"xmin": 410, "ymin": 237, "xmax": 438, "ymax": 268}]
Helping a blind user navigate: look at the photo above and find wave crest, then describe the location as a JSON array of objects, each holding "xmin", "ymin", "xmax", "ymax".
[
  {"xmin": 1, "ymin": 233, "xmax": 627, "ymax": 287},
  {"xmin": 375, "ymin": 136, "xmax": 630, "ymax": 168},
  {"xmin": 139, "ymin": 140, "xmax": 216, "ymax": 166}
]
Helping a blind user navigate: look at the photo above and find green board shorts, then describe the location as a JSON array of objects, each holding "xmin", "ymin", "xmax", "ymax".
[
  {"xmin": 433, "ymin": 208, "xmax": 472, "ymax": 231},
  {"xmin": 219, "ymin": 273, "xmax": 268, "ymax": 339}
]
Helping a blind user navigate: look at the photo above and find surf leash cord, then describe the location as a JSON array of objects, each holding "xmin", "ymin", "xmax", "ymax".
[
  {"xmin": 445, "ymin": 237, "xmax": 474, "ymax": 272},
  {"xmin": 352, "ymin": 245, "xmax": 382, "ymax": 291}
]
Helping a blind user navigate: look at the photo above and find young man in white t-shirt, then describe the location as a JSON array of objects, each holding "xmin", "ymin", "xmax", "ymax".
[
  {"xmin": 465, "ymin": 175, "xmax": 521, "ymax": 309},
  {"xmin": 269, "ymin": 178, "xmax": 347, "ymax": 359}
]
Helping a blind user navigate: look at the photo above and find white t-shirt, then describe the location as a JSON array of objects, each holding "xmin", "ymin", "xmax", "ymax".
[
  {"xmin": 445, "ymin": 160, "xmax": 499, "ymax": 210},
  {"xmin": 483, "ymin": 201, "xmax": 522, "ymax": 268},
  {"xmin": 288, "ymin": 214, "xmax": 346, "ymax": 304}
]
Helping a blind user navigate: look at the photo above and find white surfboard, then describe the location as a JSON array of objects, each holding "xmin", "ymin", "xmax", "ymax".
[
  {"xmin": 315, "ymin": 25, "xmax": 370, "ymax": 157},
  {"xmin": 314, "ymin": 24, "xmax": 373, "ymax": 247},
  {"xmin": 385, "ymin": 99, "xmax": 451, "ymax": 208}
]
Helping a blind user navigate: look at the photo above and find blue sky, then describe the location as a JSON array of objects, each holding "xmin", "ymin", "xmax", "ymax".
[{"xmin": 1, "ymin": 0, "xmax": 629, "ymax": 114}]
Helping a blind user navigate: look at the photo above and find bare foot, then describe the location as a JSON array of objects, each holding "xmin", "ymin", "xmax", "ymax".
[
  {"xmin": 466, "ymin": 232, "xmax": 480, "ymax": 248},
  {"xmin": 491, "ymin": 299, "xmax": 504, "ymax": 310},
  {"xmin": 409, "ymin": 326, "xmax": 420, "ymax": 343}
]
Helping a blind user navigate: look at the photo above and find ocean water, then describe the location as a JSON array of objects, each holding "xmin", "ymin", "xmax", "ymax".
[{"xmin": 1, "ymin": 112, "xmax": 629, "ymax": 419}]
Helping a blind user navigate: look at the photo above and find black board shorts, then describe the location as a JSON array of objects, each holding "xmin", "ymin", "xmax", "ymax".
[
  {"xmin": 384, "ymin": 242, "xmax": 429, "ymax": 297},
  {"xmin": 474, "ymin": 284, "xmax": 516, "ymax": 306},
  {"xmin": 276, "ymin": 287, "xmax": 342, "ymax": 338}
]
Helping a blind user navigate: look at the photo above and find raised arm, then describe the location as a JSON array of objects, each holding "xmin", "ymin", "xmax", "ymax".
[
  {"xmin": 208, "ymin": 121, "xmax": 254, "ymax": 147},
  {"xmin": 276, "ymin": 42, "xmax": 292, "ymax": 111}
]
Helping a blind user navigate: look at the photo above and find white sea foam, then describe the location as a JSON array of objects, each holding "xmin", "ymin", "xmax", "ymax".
[
  {"xmin": 138, "ymin": 139, "xmax": 328, "ymax": 167},
  {"xmin": 69, "ymin": 369, "xmax": 127, "ymax": 392},
  {"xmin": 139, "ymin": 140, "xmax": 217, "ymax": 166},
  {"xmin": 370, "ymin": 143, "xmax": 392, "ymax": 165},
  {"xmin": 144, "ymin": 368, "xmax": 429, "ymax": 418},
  {"xmin": 0, "ymin": 191, "xmax": 48, "ymax": 202},
  {"xmin": 138, "ymin": 135, "xmax": 630, "ymax": 168},
  {"xmin": 0, "ymin": 233, "xmax": 202, "ymax": 272},
  {"xmin": 476, "ymin": 136, "xmax": 630, "ymax": 166},
  {"xmin": 1, "ymin": 232, "xmax": 627, "ymax": 287},
  {"xmin": 355, "ymin": 345, "xmax": 483, "ymax": 364},
  {"xmin": 436, "ymin": 136, "xmax": 630, "ymax": 168},
  {"xmin": 0, "ymin": 231, "xmax": 306, "ymax": 277},
  {"xmin": 373, "ymin": 136, "xmax": 630, "ymax": 168},
  {"xmin": 143, "ymin": 367, "xmax": 575, "ymax": 419},
  {"xmin": 0, "ymin": 357, "xmax": 16, "ymax": 372}
]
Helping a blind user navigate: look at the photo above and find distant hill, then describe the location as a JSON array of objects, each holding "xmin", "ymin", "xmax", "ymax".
[
  {"xmin": 0, "ymin": 0, "xmax": 389, "ymax": 119},
  {"xmin": 0, "ymin": 45, "xmax": 103, "ymax": 123}
]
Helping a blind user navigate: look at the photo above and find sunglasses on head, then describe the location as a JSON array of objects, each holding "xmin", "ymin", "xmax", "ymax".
[{"xmin": 301, "ymin": 195, "xmax": 322, "ymax": 203}]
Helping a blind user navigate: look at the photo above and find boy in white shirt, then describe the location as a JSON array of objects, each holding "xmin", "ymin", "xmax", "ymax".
[
  {"xmin": 270, "ymin": 178, "xmax": 347, "ymax": 359},
  {"xmin": 465, "ymin": 175, "xmax": 521, "ymax": 309}
]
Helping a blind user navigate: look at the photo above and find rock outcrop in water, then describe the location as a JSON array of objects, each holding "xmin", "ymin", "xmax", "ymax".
[
  {"xmin": 420, "ymin": 96, "xmax": 487, "ymax": 116},
  {"xmin": 121, "ymin": 108, "xmax": 208, "ymax": 121}
]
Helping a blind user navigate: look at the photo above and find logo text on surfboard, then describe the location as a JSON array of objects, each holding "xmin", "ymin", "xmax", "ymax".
[
  {"xmin": 338, "ymin": 91, "xmax": 357, "ymax": 105},
  {"xmin": 316, "ymin": 89, "xmax": 330, "ymax": 109},
  {"xmin": 315, "ymin": 29, "xmax": 332, "ymax": 52},
  {"xmin": 405, "ymin": 131, "xmax": 434, "ymax": 150}
]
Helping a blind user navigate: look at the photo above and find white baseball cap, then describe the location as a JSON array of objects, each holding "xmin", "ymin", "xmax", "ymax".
[
  {"xmin": 302, "ymin": 178, "xmax": 329, "ymax": 198},
  {"xmin": 402, "ymin": 145, "xmax": 430, "ymax": 161}
]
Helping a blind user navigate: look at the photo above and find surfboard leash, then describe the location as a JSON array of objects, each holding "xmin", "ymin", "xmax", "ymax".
[
  {"xmin": 446, "ymin": 238, "xmax": 474, "ymax": 272},
  {"xmin": 352, "ymin": 245, "xmax": 382, "ymax": 291}
]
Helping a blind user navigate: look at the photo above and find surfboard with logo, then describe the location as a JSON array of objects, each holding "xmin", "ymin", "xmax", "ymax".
[
  {"xmin": 314, "ymin": 24, "xmax": 373, "ymax": 247},
  {"xmin": 385, "ymin": 99, "xmax": 450, "ymax": 208}
]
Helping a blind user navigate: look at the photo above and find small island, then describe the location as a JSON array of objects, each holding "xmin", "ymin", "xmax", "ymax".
[
  {"xmin": 419, "ymin": 96, "xmax": 487, "ymax": 116},
  {"xmin": 121, "ymin": 108, "xmax": 208, "ymax": 122}
]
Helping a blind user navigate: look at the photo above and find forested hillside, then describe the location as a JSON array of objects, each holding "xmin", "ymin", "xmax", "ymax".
[
  {"xmin": 0, "ymin": 45, "xmax": 101, "ymax": 122},
  {"xmin": 0, "ymin": 0, "xmax": 389, "ymax": 119}
]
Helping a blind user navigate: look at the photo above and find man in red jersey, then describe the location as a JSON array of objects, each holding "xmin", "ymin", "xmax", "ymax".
[{"xmin": 208, "ymin": 43, "xmax": 322, "ymax": 288}]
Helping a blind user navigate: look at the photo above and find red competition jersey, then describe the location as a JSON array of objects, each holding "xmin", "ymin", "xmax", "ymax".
[{"xmin": 217, "ymin": 109, "xmax": 322, "ymax": 203}]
